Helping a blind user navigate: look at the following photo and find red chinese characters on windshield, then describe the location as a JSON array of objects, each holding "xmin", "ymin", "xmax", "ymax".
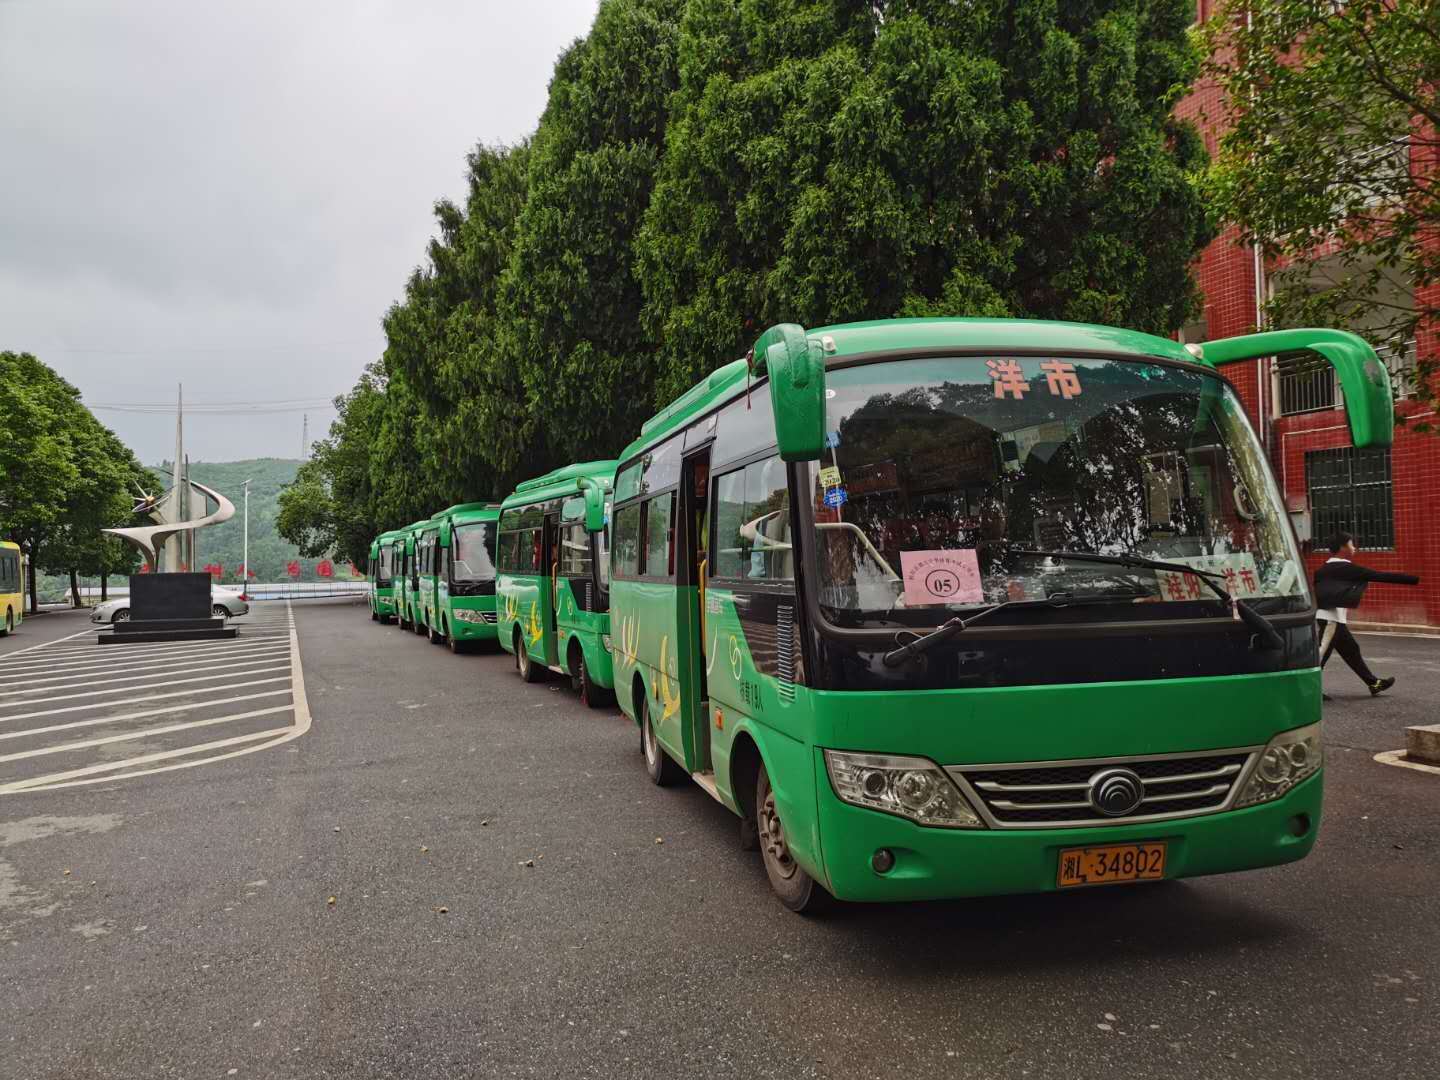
[{"xmin": 986, "ymin": 358, "xmax": 1083, "ymax": 401}]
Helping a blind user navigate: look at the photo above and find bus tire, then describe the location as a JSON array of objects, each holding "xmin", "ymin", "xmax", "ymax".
[
  {"xmin": 428, "ymin": 619, "xmax": 443, "ymax": 645},
  {"xmin": 1, "ymin": 609, "xmax": 11, "ymax": 636},
  {"xmin": 413, "ymin": 613, "xmax": 426, "ymax": 636},
  {"xmin": 448, "ymin": 625, "xmax": 468, "ymax": 655},
  {"xmin": 570, "ymin": 642, "xmax": 607, "ymax": 709},
  {"xmin": 371, "ymin": 608, "xmax": 379, "ymax": 622},
  {"xmin": 641, "ymin": 694, "xmax": 683, "ymax": 787},
  {"xmin": 756, "ymin": 763, "xmax": 831, "ymax": 914},
  {"xmin": 516, "ymin": 630, "xmax": 543, "ymax": 683}
]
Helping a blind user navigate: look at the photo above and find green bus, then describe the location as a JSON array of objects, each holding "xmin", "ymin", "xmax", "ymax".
[
  {"xmin": 397, "ymin": 519, "xmax": 431, "ymax": 633},
  {"xmin": 496, "ymin": 461, "xmax": 616, "ymax": 705},
  {"xmin": 424, "ymin": 502, "xmax": 501, "ymax": 653},
  {"xmin": 0, "ymin": 540, "xmax": 24, "ymax": 636},
  {"xmin": 609, "ymin": 317, "xmax": 1392, "ymax": 912},
  {"xmin": 367, "ymin": 529, "xmax": 404, "ymax": 623}
]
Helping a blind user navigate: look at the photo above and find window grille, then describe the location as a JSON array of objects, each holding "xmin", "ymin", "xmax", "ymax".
[
  {"xmin": 1277, "ymin": 352, "xmax": 1337, "ymax": 415},
  {"xmin": 1305, "ymin": 446, "xmax": 1394, "ymax": 551}
]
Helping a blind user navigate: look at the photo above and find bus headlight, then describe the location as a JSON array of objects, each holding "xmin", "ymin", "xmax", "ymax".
[
  {"xmin": 824, "ymin": 751, "xmax": 983, "ymax": 829},
  {"xmin": 453, "ymin": 609, "xmax": 487, "ymax": 624},
  {"xmin": 1234, "ymin": 723, "xmax": 1322, "ymax": 808}
]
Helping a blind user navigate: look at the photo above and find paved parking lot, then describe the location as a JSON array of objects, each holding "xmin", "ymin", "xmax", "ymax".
[
  {"xmin": 0, "ymin": 603, "xmax": 307, "ymax": 793},
  {"xmin": 1, "ymin": 599, "xmax": 1436, "ymax": 1080}
]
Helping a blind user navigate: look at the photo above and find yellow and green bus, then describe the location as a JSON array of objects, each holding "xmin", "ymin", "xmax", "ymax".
[
  {"xmin": 0, "ymin": 541, "xmax": 23, "ymax": 636},
  {"xmin": 368, "ymin": 529, "xmax": 404, "ymax": 623},
  {"xmin": 496, "ymin": 461, "xmax": 616, "ymax": 705},
  {"xmin": 424, "ymin": 502, "xmax": 501, "ymax": 653},
  {"xmin": 609, "ymin": 317, "xmax": 1391, "ymax": 911}
]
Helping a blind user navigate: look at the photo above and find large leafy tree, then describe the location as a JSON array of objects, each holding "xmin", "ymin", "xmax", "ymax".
[
  {"xmin": 637, "ymin": 0, "xmax": 1210, "ymax": 401},
  {"xmin": 1205, "ymin": 0, "xmax": 1440, "ymax": 428},
  {"xmin": 503, "ymin": 0, "xmax": 683, "ymax": 463},
  {"xmin": 0, "ymin": 351, "xmax": 147, "ymax": 611}
]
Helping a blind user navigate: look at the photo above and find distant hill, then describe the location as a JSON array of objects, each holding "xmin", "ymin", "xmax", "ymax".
[{"xmin": 153, "ymin": 458, "xmax": 361, "ymax": 584}]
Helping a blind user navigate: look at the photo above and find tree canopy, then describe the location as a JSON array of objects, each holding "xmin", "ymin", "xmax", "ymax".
[
  {"xmin": 283, "ymin": 0, "xmax": 1212, "ymax": 561},
  {"xmin": 1206, "ymin": 0, "xmax": 1440, "ymax": 427},
  {"xmin": 0, "ymin": 351, "xmax": 149, "ymax": 609}
]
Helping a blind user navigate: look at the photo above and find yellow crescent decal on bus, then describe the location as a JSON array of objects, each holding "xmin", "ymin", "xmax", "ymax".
[
  {"xmin": 503, "ymin": 594, "xmax": 519, "ymax": 622},
  {"xmin": 658, "ymin": 634, "xmax": 680, "ymax": 724},
  {"xmin": 527, "ymin": 601, "xmax": 543, "ymax": 645},
  {"xmin": 618, "ymin": 613, "xmax": 639, "ymax": 664}
]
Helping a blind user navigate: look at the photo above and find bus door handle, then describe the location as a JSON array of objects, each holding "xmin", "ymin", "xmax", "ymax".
[{"xmin": 552, "ymin": 561, "xmax": 560, "ymax": 607}]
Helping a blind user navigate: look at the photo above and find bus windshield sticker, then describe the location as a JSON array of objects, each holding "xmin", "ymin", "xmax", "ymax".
[
  {"xmin": 822, "ymin": 486, "xmax": 848, "ymax": 509},
  {"xmin": 818, "ymin": 466, "xmax": 842, "ymax": 489},
  {"xmin": 1153, "ymin": 553, "xmax": 1261, "ymax": 601},
  {"xmin": 899, "ymin": 549, "xmax": 984, "ymax": 607}
]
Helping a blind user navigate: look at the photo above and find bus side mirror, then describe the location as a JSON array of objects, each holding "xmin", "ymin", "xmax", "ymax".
[
  {"xmin": 1202, "ymin": 329, "xmax": 1395, "ymax": 448},
  {"xmin": 752, "ymin": 323, "xmax": 825, "ymax": 461},
  {"xmin": 583, "ymin": 487, "xmax": 607, "ymax": 533}
]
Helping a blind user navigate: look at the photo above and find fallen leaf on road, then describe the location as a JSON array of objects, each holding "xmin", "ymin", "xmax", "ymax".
[
  {"xmin": 420, "ymin": 846, "xmax": 429, "ymax": 853},
  {"xmin": 654, "ymin": 837, "xmax": 664, "ymax": 845},
  {"xmin": 62, "ymin": 869, "xmax": 71, "ymax": 876},
  {"xmin": 436, "ymin": 906, "xmax": 449, "ymax": 914},
  {"xmin": 520, "ymin": 859, "xmax": 535, "ymax": 868},
  {"xmin": 327, "ymin": 896, "xmax": 336, "ymax": 906}
]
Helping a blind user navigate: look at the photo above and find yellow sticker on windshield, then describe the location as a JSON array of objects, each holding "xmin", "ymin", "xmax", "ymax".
[{"xmin": 818, "ymin": 466, "xmax": 842, "ymax": 489}]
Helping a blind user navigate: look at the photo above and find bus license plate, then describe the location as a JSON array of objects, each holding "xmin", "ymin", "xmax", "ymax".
[{"xmin": 1057, "ymin": 842, "xmax": 1167, "ymax": 888}]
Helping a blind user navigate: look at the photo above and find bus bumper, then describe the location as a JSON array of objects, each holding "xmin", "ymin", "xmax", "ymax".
[
  {"xmin": 814, "ymin": 759, "xmax": 1322, "ymax": 903},
  {"xmin": 449, "ymin": 612, "xmax": 498, "ymax": 643}
]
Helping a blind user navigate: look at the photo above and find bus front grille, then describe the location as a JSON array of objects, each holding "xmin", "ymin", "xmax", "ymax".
[{"xmin": 947, "ymin": 749, "xmax": 1257, "ymax": 829}]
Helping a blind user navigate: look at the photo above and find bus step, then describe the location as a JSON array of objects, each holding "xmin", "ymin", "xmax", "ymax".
[{"xmin": 691, "ymin": 771, "xmax": 723, "ymax": 805}]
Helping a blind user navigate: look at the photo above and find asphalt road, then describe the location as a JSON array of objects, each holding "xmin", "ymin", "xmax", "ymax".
[{"xmin": 1, "ymin": 598, "xmax": 1436, "ymax": 1080}]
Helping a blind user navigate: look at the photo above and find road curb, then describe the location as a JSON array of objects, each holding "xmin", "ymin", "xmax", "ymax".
[{"xmin": 1374, "ymin": 749, "xmax": 1440, "ymax": 777}]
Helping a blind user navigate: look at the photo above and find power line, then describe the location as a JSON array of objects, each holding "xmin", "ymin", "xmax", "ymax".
[{"xmin": 48, "ymin": 339, "xmax": 376, "ymax": 355}]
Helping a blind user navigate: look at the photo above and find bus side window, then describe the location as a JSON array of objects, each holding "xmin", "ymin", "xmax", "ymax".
[
  {"xmin": 712, "ymin": 469, "xmax": 747, "ymax": 579},
  {"xmin": 641, "ymin": 492, "xmax": 675, "ymax": 579},
  {"xmin": 613, "ymin": 503, "xmax": 641, "ymax": 578}
]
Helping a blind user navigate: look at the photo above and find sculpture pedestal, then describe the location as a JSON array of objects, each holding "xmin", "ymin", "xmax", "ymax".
[{"xmin": 98, "ymin": 573, "xmax": 238, "ymax": 644}]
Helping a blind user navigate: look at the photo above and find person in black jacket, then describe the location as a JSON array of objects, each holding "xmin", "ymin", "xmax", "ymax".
[{"xmin": 1314, "ymin": 531, "xmax": 1421, "ymax": 697}]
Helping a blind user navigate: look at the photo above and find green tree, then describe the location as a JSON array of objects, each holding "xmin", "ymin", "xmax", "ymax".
[
  {"xmin": 503, "ymin": 0, "xmax": 683, "ymax": 463},
  {"xmin": 637, "ymin": 0, "xmax": 1210, "ymax": 401},
  {"xmin": 1205, "ymin": 0, "xmax": 1440, "ymax": 428}
]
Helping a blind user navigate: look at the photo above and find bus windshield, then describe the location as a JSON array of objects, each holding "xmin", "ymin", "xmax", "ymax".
[
  {"xmin": 452, "ymin": 522, "xmax": 497, "ymax": 582},
  {"xmin": 810, "ymin": 355, "xmax": 1308, "ymax": 627}
]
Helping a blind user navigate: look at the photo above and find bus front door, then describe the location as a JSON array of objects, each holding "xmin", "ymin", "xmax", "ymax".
[
  {"xmin": 544, "ymin": 510, "xmax": 561, "ymax": 667},
  {"xmin": 680, "ymin": 449, "xmax": 712, "ymax": 774}
]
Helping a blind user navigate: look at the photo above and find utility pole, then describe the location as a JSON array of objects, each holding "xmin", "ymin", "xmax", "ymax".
[
  {"xmin": 301, "ymin": 413, "xmax": 309, "ymax": 460},
  {"xmin": 241, "ymin": 478, "xmax": 252, "ymax": 597}
]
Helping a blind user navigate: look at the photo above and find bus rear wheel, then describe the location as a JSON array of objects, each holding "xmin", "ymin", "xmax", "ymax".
[
  {"xmin": 428, "ymin": 619, "xmax": 443, "ymax": 645},
  {"xmin": 413, "ymin": 614, "xmax": 426, "ymax": 636},
  {"xmin": 756, "ymin": 764, "xmax": 830, "ymax": 914},
  {"xmin": 641, "ymin": 695, "xmax": 683, "ymax": 786},
  {"xmin": 516, "ymin": 631, "xmax": 543, "ymax": 683},
  {"xmin": 2, "ymin": 610, "xmax": 11, "ymax": 636}
]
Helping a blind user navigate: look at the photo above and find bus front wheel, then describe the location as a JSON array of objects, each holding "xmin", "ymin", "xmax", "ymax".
[
  {"xmin": 371, "ymin": 607, "xmax": 379, "ymax": 622},
  {"xmin": 448, "ymin": 624, "xmax": 468, "ymax": 655},
  {"xmin": 756, "ymin": 764, "xmax": 830, "ymax": 914},
  {"xmin": 428, "ymin": 619, "xmax": 443, "ymax": 645},
  {"xmin": 641, "ymin": 695, "xmax": 683, "ymax": 786},
  {"xmin": 516, "ymin": 631, "xmax": 543, "ymax": 683},
  {"xmin": 1, "ymin": 609, "xmax": 11, "ymax": 636}
]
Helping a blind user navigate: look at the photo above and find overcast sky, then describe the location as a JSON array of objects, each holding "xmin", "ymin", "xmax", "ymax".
[{"xmin": 0, "ymin": 0, "xmax": 600, "ymax": 464}]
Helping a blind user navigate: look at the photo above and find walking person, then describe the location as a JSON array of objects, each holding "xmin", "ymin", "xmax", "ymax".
[{"xmin": 1314, "ymin": 531, "xmax": 1421, "ymax": 698}]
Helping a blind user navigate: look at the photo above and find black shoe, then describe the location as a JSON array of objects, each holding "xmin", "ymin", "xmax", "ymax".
[{"xmin": 1369, "ymin": 676, "xmax": 1396, "ymax": 697}]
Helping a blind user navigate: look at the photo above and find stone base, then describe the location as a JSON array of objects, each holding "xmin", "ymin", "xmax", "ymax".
[
  {"xmin": 100, "ymin": 617, "xmax": 236, "ymax": 644},
  {"xmin": 1405, "ymin": 724, "xmax": 1440, "ymax": 766}
]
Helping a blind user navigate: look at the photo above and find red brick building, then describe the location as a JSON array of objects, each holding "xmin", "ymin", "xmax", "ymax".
[{"xmin": 1177, "ymin": 6, "xmax": 1440, "ymax": 629}]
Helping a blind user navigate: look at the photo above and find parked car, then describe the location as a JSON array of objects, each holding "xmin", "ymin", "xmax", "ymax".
[{"xmin": 91, "ymin": 588, "xmax": 250, "ymax": 624}]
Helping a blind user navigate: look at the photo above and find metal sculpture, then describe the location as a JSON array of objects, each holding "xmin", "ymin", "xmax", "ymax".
[{"xmin": 104, "ymin": 478, "xmax": 234, "ymax": 570}]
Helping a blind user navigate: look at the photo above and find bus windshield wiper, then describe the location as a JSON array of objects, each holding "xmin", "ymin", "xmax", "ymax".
[
  {"xmin": 880, "ymin": 594, "xmax": 1100, "ymax": 668},
  {"xmin": 1007, "ymin": 549, "xmax": 1284, "ymax": 650}
]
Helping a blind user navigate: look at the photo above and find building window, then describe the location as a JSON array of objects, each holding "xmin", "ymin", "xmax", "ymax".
[
  {"xmin": 1305, "ymin": 446, "xmax": 1394, "ymax": 551},
  {"xmin": 1277, "ymin": 351, "xmax": 1337, "ymax": 415}
]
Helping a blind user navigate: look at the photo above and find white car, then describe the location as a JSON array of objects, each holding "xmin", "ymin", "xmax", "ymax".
[{"xmin": 91, "ymin": 588, "xmax": 250, "ymax": 624}]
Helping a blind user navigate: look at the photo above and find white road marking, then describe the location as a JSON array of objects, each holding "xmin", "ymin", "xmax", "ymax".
[
  {"xmin": 0, "ymin": 665, "xmax": 291, "ymax": 708},
  {"xmin": 0, "ymin": 636, "xmax": 292, "ymax": 672},
  {"xmin": 0, "ymin": 688, "xmax": 294, "ymax": 741},
  {"xmin": 3, "ymin": 601, "xmax": 312, "ymax": 792},
  {"xmin": 0, "ymin": 676, "xmax": 293, "ymax": 724},
  {"xmin": 0, "ymin": 704, "xmax": 295, "ymax": 764},
  {"xmin": 0, "ymin": 627, "xmax": 98, "ymax": 659},
  {"xmin": 0, "ymin": 645, "xmax": 292, "ymax": 686}
]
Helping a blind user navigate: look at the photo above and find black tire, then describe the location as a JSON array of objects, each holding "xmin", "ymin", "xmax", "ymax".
[
  {"xmin": 516, "ymin": 631, "xmax": 543, "ymax": 683},
  {"xmin": 371, "ymin": 608, "xmax": 379, "ymax": 622},
  {"xmin": 428, "ymin": 618, "xmax": 443, "ymax": 645},
  {"xmin": 756, "ymin": 764, "xmax": 831, "ymax": 914},
  {"xmin": 448, "ymin": 624, "xmax": 468, "ymax": 655},
  {"xmin": 113, "ymin": 609, "xmax": 130, "ymax": 623},
  {"xmin": 380, "ymin": 612, "xmax": 393, "ymax": 625},
  {"xmin": 2, "ymin": 610, "xmax": 11, "ymax": 636},
  {"xmin": 413, "ymin": 611, "xmax": 427, "ymax": 636},
  {"xmin": 571, "ymin": 646, "xmax": 608, "ymax": 708},
  {"xmin": 640, "ymin": 694, "xmax": 684, "ymax": 786},
  {"xmin": 212, "ymin": 605, "xmax": 228, "ymax": 619}
]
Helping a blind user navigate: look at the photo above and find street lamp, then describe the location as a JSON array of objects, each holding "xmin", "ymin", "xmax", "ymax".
[{"xmin": 241, "ymin": 478, "xmax": 252, "ymax": 599}]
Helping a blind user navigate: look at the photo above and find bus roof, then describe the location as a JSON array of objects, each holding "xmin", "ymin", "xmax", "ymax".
[
  {"xmin": 501, "ymin": 460, "xmax": 616, "ymax": 512},
  {"xmin": 621, "ymin": 317, "xmax": 1199, "ymax": 461},
  {"xmin": 432, "ymin": 501, "xmax": 500, "ymax": 522},
  {"xmin": 0, "ymin": 540, "xmax": 19, "ymax": 550},
  {"xmin": 375, "ymin": 528, "xmax": 406, "ymax": 544}
]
